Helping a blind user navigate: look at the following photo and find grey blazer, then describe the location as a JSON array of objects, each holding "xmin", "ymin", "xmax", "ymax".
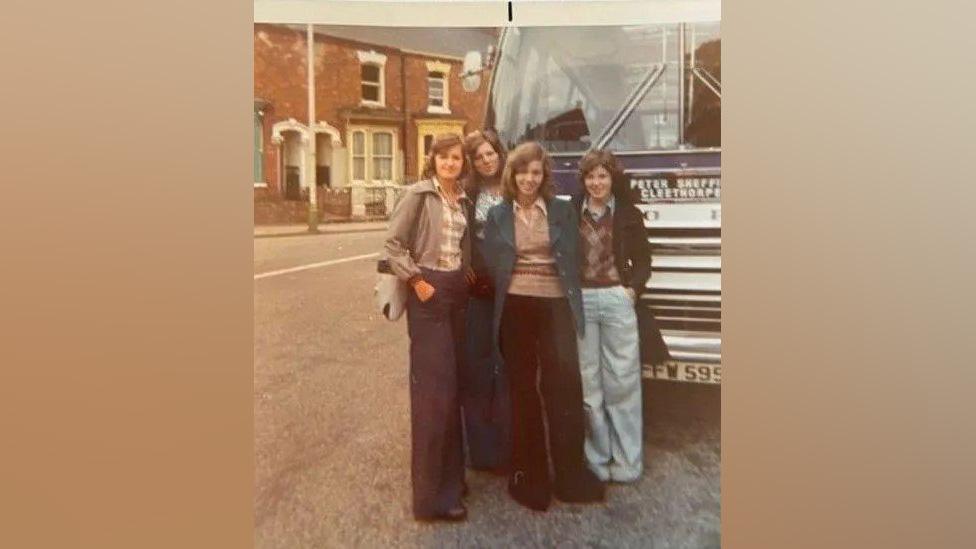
[{"xmin": 384, "ymin": 179, "xmax": 472, "ymax": 281}]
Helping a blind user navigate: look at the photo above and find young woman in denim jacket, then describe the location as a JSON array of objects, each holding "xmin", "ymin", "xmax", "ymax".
[{"xmin": 482, "ymin": 142, "xmax": 604, "ymax": 511}]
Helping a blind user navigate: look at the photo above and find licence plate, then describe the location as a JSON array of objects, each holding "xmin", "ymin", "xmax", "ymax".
[{"xmin": 643, "ymin": 361, "xmax": 721, "ymax": 384}]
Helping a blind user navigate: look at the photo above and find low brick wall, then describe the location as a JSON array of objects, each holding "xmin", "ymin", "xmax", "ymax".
[
  {"xmin": 255, "ymin": 202, "xmax": 306, "ymax": 225},
  {"xmin": 254, "ymin": 186, "xmax": 393, "ymax": 225}
]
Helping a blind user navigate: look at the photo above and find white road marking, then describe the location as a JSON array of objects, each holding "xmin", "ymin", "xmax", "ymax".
[{"xmin": 254, "ymin": 252, "xmax": 380, "ymax": 280}]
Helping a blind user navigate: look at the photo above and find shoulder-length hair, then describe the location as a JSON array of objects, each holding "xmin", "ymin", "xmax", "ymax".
[
  {"xmin": 421, "ymin": 133, "xmax": 470, "ymax": 181},
  {"xmin": 500, "ymin": 141, "xmax": 555, "ymax": 202},
  {"xmin": 578, "ymin": 148, "xmax": 635, "ymax": 206},
  {"xmin": 463, "ymin": 128, "xmax": 507, "ymax": 191}
]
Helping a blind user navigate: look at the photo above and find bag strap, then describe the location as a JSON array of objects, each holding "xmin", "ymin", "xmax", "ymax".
[
  {"xmin": 384, "ymin": 185, "xmax": 426, "ymax": 265},
  {"xmin": 407, "ymin": 191, "xmax": 424, "ymax": 253}
]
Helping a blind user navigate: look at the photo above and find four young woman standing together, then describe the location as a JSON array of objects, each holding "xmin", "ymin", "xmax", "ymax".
[{"xmin": 385, "ymin": 132, "xmax": 655, "ymax": 522}]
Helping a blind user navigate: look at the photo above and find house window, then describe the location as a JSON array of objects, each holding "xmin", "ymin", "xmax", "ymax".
[
  {"xmin": 351, "ymin": 130, "xmax": 366, "ymax": 182},
  {"xmin": 425, "ymin": 60, "xmax": 451, "ymax": 114},
  {"xmin": 361, "ymin": 64, "xmax": 381, "ymax": 103},
  {"xmin": 357, "ymin": 50, "xmax": 387, "ymax": 107},
  {"xmin": 423, "ymin": 134, "xmax": 433, "ymax": 159},
  {"xmin": 428, "ymin": 72, "xmax": 445, "ymax": 109},
  {"xmin": 372, "ymin": 132, "xmax": 394, "ymax": 181},
  {"xmin": 349, "ymin": 126, "xmax": 398, "ymax": 184},
  {"xmin": 253, "ymin": 109, "xmax": 264, "ymax": 184}
]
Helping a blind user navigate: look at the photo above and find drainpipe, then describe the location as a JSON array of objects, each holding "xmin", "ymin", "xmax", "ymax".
[
  {"xmin": 402, "ymin": 51, "xmax": 408, "ymax": 183},
  {"xmin": 306, "ymin": 24, "xmax": 320, "ymax": 233}
]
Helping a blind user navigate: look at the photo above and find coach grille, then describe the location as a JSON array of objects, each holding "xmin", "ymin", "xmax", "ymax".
[{"xmin": 642, "ymin": 229, "xmax": 721, "ymax": 365}]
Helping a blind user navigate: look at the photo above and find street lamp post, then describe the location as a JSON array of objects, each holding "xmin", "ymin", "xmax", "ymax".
[{"xmin": 306, "ymin": 24, "xmax": 320, "ymax": 233}]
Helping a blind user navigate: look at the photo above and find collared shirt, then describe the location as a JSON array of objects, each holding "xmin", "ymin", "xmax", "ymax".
[
  {"xmin": 581, "ymin": 195, "xmax": 615, "ymax": 220},
  {"xmin": 579, "ymin": 195, "xmax": 621, "ymax": 286},
  {"xmin": 432, "ymin": 177, "xmax": 468, "ymax": 272},
  {"xmin": 513, "ymin": 195, "xmax": 548, "ymax": 226},
  {"xmin": 509, "ymin": 196, "xmax": 563, "ymax": 297}
]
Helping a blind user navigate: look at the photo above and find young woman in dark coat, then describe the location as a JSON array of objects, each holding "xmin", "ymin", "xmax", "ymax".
[
  {"xmin": 459, "ymin": 129, "xmax": 510, "ymax": 473},
  {"xmin": 571, "ymin": 149, "xmax": 666, "ymax": 483}
]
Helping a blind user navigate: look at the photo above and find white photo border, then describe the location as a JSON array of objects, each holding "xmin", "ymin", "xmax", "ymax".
[{"xmin": 254, "ymin": 0, "xmax": 721, "ymax": 27}]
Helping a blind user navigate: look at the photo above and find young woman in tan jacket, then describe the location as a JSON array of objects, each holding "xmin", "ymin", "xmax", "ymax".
[{"xmin": 385, "ymin": 133, "xmax": 474, "ymax": 522}]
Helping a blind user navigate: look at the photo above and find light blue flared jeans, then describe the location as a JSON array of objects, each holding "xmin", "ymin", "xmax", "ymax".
[{"xmin": 577, "ymin": 285, "xmax": 644, "ymax": 482}]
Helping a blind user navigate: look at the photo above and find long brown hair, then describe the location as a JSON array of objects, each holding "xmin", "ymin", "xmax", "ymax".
[
  {"xmin": 463, "ymin": 128, "xmax": 506, "ymax": 191},
  {"xmin": 500, "ymin": 141, "xmax": 555, "ymax": 202},
  {"xmin": 421, "ymin": 133, "xmax": 470, "ymax": 182}
]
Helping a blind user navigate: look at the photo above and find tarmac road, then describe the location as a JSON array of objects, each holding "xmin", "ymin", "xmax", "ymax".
[{"xmin": 254, "ymin": 231, "xmax": 720, "ymax": 548}]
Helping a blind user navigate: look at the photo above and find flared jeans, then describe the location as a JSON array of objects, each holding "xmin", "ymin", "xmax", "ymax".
[{"xmin": 577, "ymin": 285, "xmax": 644, "ymax": 482}]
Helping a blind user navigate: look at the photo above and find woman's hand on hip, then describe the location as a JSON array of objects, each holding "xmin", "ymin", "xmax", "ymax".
[{"xmin": 465, "ymin": 267, "xmax": 477, "ymax": 286}]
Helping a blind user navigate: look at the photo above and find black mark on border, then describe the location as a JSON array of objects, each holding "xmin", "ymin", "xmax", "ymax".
[{"xmin": 508, "ymin": 1, "xmax": 513, "ymax": 22}]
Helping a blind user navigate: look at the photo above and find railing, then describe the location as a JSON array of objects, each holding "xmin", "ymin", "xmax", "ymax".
[
  {"xmin": 363, "ymin": 186, "xmax": 387, "ymax": 216},
  {"xmin": 320, "ymin": 187, "xmax": 351, "ymax": 217}
]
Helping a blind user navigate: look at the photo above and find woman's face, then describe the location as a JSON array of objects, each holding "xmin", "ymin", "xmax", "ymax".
[
  {"xmin": 472, "ymin": 142, "xmax": 500, "ymax": 179},
  {"xmin": 434, "ymin": 144, "xmax": 464, "ymax": 182},
  {"xmin": 584, "ymin": 165, "xmax": 613, "ymax": 203},
  {"xmin": 514, "ymin": 160, "xmax": 545, "ymax": 202}
]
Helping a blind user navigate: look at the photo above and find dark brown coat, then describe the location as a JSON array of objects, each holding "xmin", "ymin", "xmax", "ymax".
[{"xmin": 572, "ymin": 181, "xmax": 670, "ymax": 365}]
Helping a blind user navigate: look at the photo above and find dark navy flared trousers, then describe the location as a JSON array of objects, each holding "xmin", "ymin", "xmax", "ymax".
[{"xmin": 405, "ymin": 267, "xmax": 468, "ymax": 518}]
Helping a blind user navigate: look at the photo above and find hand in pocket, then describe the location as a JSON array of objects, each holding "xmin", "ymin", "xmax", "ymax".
[{"xmin": 413, "ymin": 279, "xmax": 436, "ymax": 302}]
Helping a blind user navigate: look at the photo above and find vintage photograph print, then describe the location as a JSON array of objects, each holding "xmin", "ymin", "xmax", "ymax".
[{"xmin": 254, "ymin": 2, "xmax": 720, "ymax": 546}]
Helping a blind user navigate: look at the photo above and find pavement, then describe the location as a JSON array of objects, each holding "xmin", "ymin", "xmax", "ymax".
[
  {"xmin": 254, "ymin": 231, "xmax": 720, "ymax": 548},
  {"xmin": 254, "ymin": 220, "xmax": 388, "ymax": 238}
]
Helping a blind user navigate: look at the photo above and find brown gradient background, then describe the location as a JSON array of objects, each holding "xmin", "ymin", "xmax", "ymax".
[
  {"xmin": 1, "ymin": 1, "xmax": 253, "ymax": 547},
  {"xmin": 724, "ymin": 2, "xmax": 976, "ymax": 547},
  {"xmin": 2, "ymin": 1, "xmax": 975, "ymax": 547}
]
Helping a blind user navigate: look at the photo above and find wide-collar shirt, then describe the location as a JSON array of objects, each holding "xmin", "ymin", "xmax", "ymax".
[
  {"xmin": 508, "ymin": 196, "xmax": 564, "ymax": 298},
  {"xmin": 579, "ymin": 195, "xmax": 621, "ymax": 286},
  {"xmin": 581, "ymin": 195, "xmax": 616, "ymax": 220},
  {"xmin": 432, "ymin": 177, "xmax": 469, "ymax": 272}
]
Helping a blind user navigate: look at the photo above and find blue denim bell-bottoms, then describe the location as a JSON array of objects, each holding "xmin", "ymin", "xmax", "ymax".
[{"xmin": 576, "ymin": 285, "xmax": 644, "ymax": 482}]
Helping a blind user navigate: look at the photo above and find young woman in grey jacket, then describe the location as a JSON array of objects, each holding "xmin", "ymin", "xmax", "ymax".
[{"xmin": 384, "ymin": 133, "xmax": 474, "ymax": 522}]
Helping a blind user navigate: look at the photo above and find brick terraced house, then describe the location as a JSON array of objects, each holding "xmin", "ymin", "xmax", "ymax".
[{"xmin": 254, "ymin": 24, "xmax": 497, "ymax": 223}]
